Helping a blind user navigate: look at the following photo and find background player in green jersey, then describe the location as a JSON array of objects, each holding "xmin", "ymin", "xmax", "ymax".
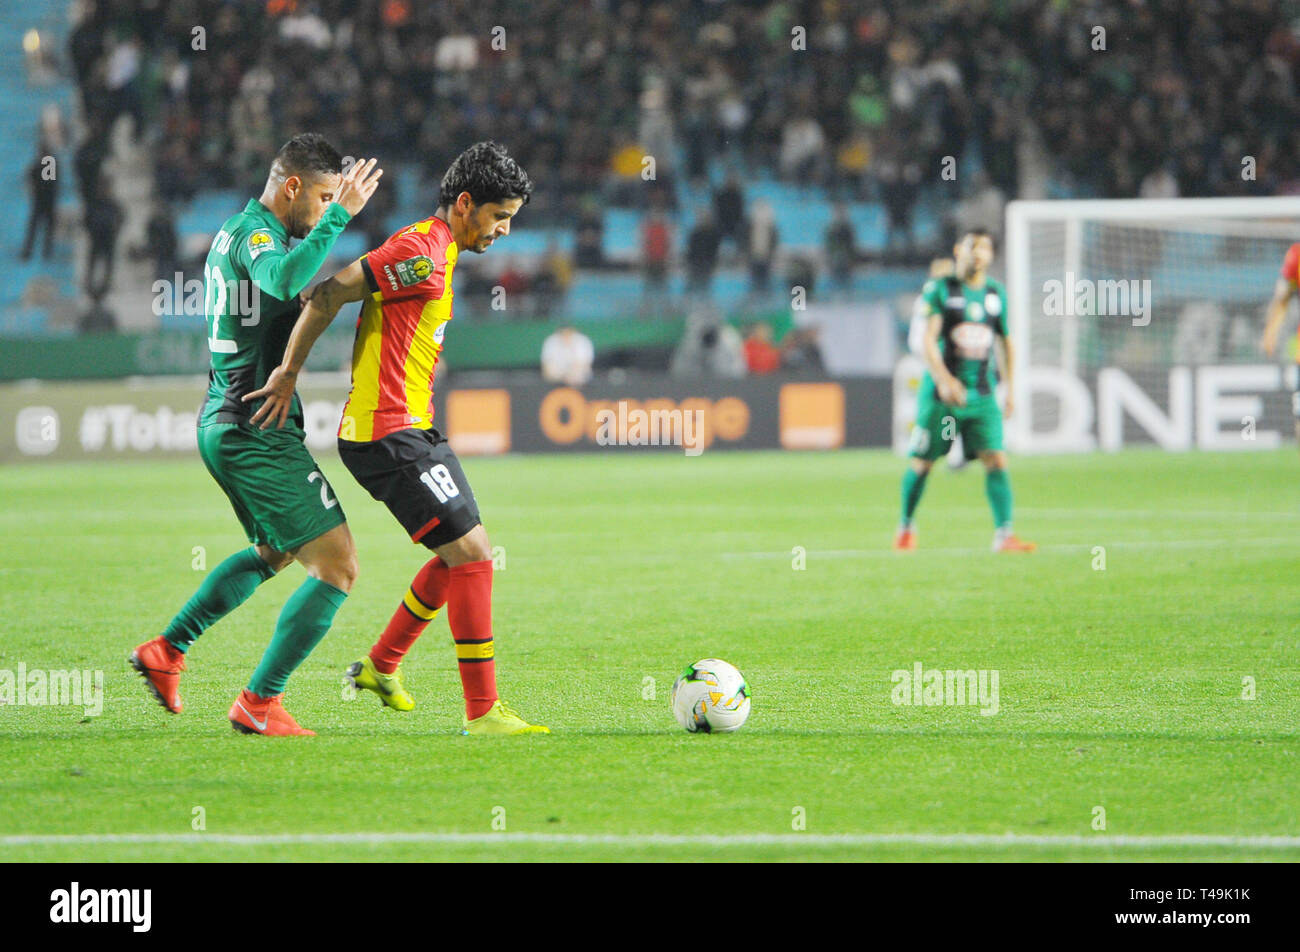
[
  {"xmin": 131, "ymin": 134, "xmax": 384, "ymax": 735},
  {"xmin": 895, "ymin": 229, "xmax": 1036, "ymax": 553}
]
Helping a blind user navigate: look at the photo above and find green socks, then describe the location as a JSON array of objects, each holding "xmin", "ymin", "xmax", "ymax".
[
  {"xmin": 900, "ymin": 468, "xmax": 929, "ymax": 525},
  {"xmin": 162, "ymin": 547, "xmax": 277, "ymax": 652},
  {"xmin": 162, "ymin": 550, "xmax": 347, "ymax": 697},
  {"xmin": 247, "ymin": 577, "xmax": 347, "ymax": 697},
  {"xmin": 985, "ymin": 467, "xmax": 1013, "ymax": 528}
]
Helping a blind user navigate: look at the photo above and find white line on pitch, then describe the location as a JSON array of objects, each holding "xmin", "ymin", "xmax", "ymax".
[
  {"xmin": 1, "ymin": 832, "xmax": 1297, "ymax": 848},
  {"xmin": 1016, "ymin": 508, "xmax": 1300, "ymax": 520},
  {"xmin": 721, "ymin": 537, "xmax": 1300, "ymax": 559}
]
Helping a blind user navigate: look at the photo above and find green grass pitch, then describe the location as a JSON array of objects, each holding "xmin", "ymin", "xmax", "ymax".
[{"xmin": 0, "ymin": 448, "xmax": 1296, "ymax": 862}]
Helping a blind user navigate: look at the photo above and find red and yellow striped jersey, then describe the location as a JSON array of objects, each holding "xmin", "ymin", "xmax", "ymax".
[{"xmin": 340, "ymin": 217, "xmax": 458, "ymax": 442}]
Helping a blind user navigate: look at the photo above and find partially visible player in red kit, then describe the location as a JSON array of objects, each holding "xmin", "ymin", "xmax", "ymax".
[
  {"xmin": 1262, "ymin": 241, "xmax": 1300, "ymax": 448},
  {"xmin": 245, "ymin": 141, "xmax": 547, "ymax": 735}
]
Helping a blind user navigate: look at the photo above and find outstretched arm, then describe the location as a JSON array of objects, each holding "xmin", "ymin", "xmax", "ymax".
[
  {"xmin": 1262, "ymin": 277, "xmax": 1296, "ymax": 358},
  {"xmin": 242, "ymin": 259, "xmax": 371, "ymax": 429}
]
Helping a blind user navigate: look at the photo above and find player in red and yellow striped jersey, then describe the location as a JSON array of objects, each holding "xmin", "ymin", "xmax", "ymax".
[
  {"xmin": 340, "ymin": 217, "xmax": 458, "ymax": 443},
  {"xmin": 245, "ymin": 142, "xmax": 546, "ymax": 735},
  {"xmin": 1261, "ymin": 242, "xmax": 1300, "ymax": 448}
]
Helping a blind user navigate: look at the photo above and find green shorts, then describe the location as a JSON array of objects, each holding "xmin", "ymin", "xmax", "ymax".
[
  {"xmin": 908, "ymin": 387, "xmax": 1004, "ymax": 461},
  {"xmin": 197, "ymin": 422, "xmax": 346, "ymax": 553}
]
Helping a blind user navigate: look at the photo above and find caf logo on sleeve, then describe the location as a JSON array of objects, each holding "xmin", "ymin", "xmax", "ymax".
[{"xmin": 394, "ymin": 255, "xmax": 435, "ymax": 287}]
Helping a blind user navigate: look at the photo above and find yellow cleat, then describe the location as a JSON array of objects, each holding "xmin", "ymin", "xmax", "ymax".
[
  {"xmin": 345, "ymin": 657, "xmax": 415, "ymax": 712},
  {"xmin": 461, "ymin": 700, "xmax": 550, "ymax": 736}
]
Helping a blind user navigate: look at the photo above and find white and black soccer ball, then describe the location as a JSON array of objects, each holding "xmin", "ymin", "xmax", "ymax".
[{"xmin": 671, "ymin": 658, "xmax": 751, "ymax": 733}]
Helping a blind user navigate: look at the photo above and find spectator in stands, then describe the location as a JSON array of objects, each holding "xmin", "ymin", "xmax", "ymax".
[
  {"xmin": 639, "ymin": 81, "xmax": 678, "ymax": 207},
  {"xmin": 574, "ymin": 203, "xmax": 605, "ymax": 268},
  {"xmin": 824, "ymin": 207, "xmax": 856, "ymax": 295},
  {"xmin": 784, "ymin": 255, "xmax": 817, "ymax": 307},
  {"xmin": 103, "ymin": 35, "xmax": 144, "ymax": 137},
  {"xmin": 22, "ymin": 145, "xmax": 58, "ymax": 262},
  {"xmin": 780, "ymin": 325, "xmax": 824, "ymax": 373},
  {"xmin": 876, "ymin": 146, "xmax": 922, "ymax": 256},
  {"xmin": 713, "ymin": 171, "xmax": 745, "ymax": 249},
  {"xmin": 74, "ymin": 119, "xmax": 108, "ymax": 211},
  {"xmin": 641, "ymin": 201, "xmax": 672, "ymax": 315},
  {"xmin": 743, "ymin": 323, "xmax": 782, "ymax": 375},
  {"xmin": 950, "ymin": 171, "xmax": 1006, "ymax": 247},
  {"xmin": 67, "ymin": 0, "xmax": 105, "ymax": 97},
  {"xmin": 671, "ymin": 304, "xmax": 745, "ymax": 378},
  {"xmin": 132, "ymin": 200, "xmax": 179, "ymax": 283},
  {"xmin": 541, "ymin": 325, "xmax": 595, "ymax": 386},
  {"xmin": 1140, "ymin": 162, "xmax": 1180, "ymax": 199},
  {"xmin": 780, "ymin": 103, "xmax": 827, "ymax": 185},
  {"xmin": 745, "ymin": 200, "xmax": 779, "ymax": 298},
  {"xmin": 685, "ymin": 207, "xmax": 722, "ymax": 296},
  {"xmin": 83, "ymin": 176, "xmax": 123, "ymax": 299},
  {"xmin": 155, "ymin": 137, "xmax": 198, "ymax": 204},
  {"xmin": 496, "ymin": 259, "xmax": 530, "ymax": 309},
  {"xmin": 533, "ymin": 239, "xmax": 574, "ymax": 318}
]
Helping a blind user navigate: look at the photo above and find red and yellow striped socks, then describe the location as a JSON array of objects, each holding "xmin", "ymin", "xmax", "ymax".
[
  {"xmin": 446, "ymin": 560, "xmax": 497, "ymax": 720},
  {"xmin": 369, "ymin": 556, "xmax": 498, "ymax": 720},
  {"xmin": 370, "ymin": 556, "xmax": 451, "ymax": 673}
]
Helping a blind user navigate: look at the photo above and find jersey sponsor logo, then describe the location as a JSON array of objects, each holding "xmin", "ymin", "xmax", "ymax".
[
  {"xmin": 247, "ymin": 230, "xmax": 275, "ymax": 260},
  {"xmin": 951, "ymin": 321, "xmax": 995, "ymax": 359},
  {"xmin": 433, "ymin": 321, "xmax": 447, "ymax": 344},
  {"xmin": 394, "ymin": 255, "xmax": 435, "ymax": 287}
]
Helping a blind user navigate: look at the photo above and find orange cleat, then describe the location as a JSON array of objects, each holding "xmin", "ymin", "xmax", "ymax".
[
  {"xmin": 993, "ymin": 533, "xmax": 1037, "ymax": 553},
  {"xmin": 129, "ymin": 636, "xmax": 186, "ymax": 713},
  {"xmin": 228, "ymin": 689, "xmax": 316, "ymax": 736},
  {"xmin": 894, "ymin": 527, "xmax": 917, "ymax": 550}
]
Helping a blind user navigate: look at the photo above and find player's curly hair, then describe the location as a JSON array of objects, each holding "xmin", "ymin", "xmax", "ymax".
[
  {"xmin": 270, "ymin": 133, "xmax": 343, "ymax": 182},
  {"xmin": 439, "ymin": 141, "xmax": 533, "ymax": 209}
]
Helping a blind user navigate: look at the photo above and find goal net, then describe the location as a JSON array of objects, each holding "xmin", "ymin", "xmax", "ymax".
[{"xmin": 1004, "ymin": 198, "xmax": 1300, "ymax": 453}]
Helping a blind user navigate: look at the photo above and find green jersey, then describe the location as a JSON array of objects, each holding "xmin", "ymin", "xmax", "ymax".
[
  {"xmin": 918, "ymin": 274, "xmax": 1008, "ymax": 397},
  {"xmin": 199, "ymin": 199, "xmax": 352, "ymax": 430}
]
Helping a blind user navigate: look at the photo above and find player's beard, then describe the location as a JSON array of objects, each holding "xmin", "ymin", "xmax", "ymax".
[{"xmin": 287, "ymin": 199, "xmax": 314, "ymax": 239}]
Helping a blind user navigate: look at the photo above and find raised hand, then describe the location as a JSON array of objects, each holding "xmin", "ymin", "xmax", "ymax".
[{"xmin": 334, "ymin": 157, "xmax": 384, "ymax": 218}]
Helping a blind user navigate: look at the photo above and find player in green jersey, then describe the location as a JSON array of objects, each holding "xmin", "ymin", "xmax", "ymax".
[
  {"xmin": 895, "ymin": 229, "xmax": 1036, "ymax": 553},
  {"xmin": 131, "ymin": 134, "xmax": 384, "ymax": 735}
]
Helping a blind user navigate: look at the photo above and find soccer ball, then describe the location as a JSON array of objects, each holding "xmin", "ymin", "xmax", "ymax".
[{"xmin": 671, "ymin": 659, "xmax": 751, "ymax": 733}]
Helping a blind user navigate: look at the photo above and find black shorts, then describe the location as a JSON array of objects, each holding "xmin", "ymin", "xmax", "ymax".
[{"xmin": 338, "ymin": 427, "xmax": 481, "ymax": 550}]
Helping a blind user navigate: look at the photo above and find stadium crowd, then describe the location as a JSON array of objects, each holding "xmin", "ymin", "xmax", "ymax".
[
  {"xmin": 65, "ymin": 0, "xmax": 1294, "ymax": 217},
  {"xmin": 20, "ymin": 0, "xmax": 1298, "ymax": 338},
  {"xmin": 61, "ymin": 0, "xmax": 1295, "ymax": 228}
]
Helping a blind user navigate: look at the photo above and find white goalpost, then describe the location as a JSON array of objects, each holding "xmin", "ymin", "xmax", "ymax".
[{"xmin": 1004, "ymin": 197, "xmax": 1300, "ymax": 453}]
